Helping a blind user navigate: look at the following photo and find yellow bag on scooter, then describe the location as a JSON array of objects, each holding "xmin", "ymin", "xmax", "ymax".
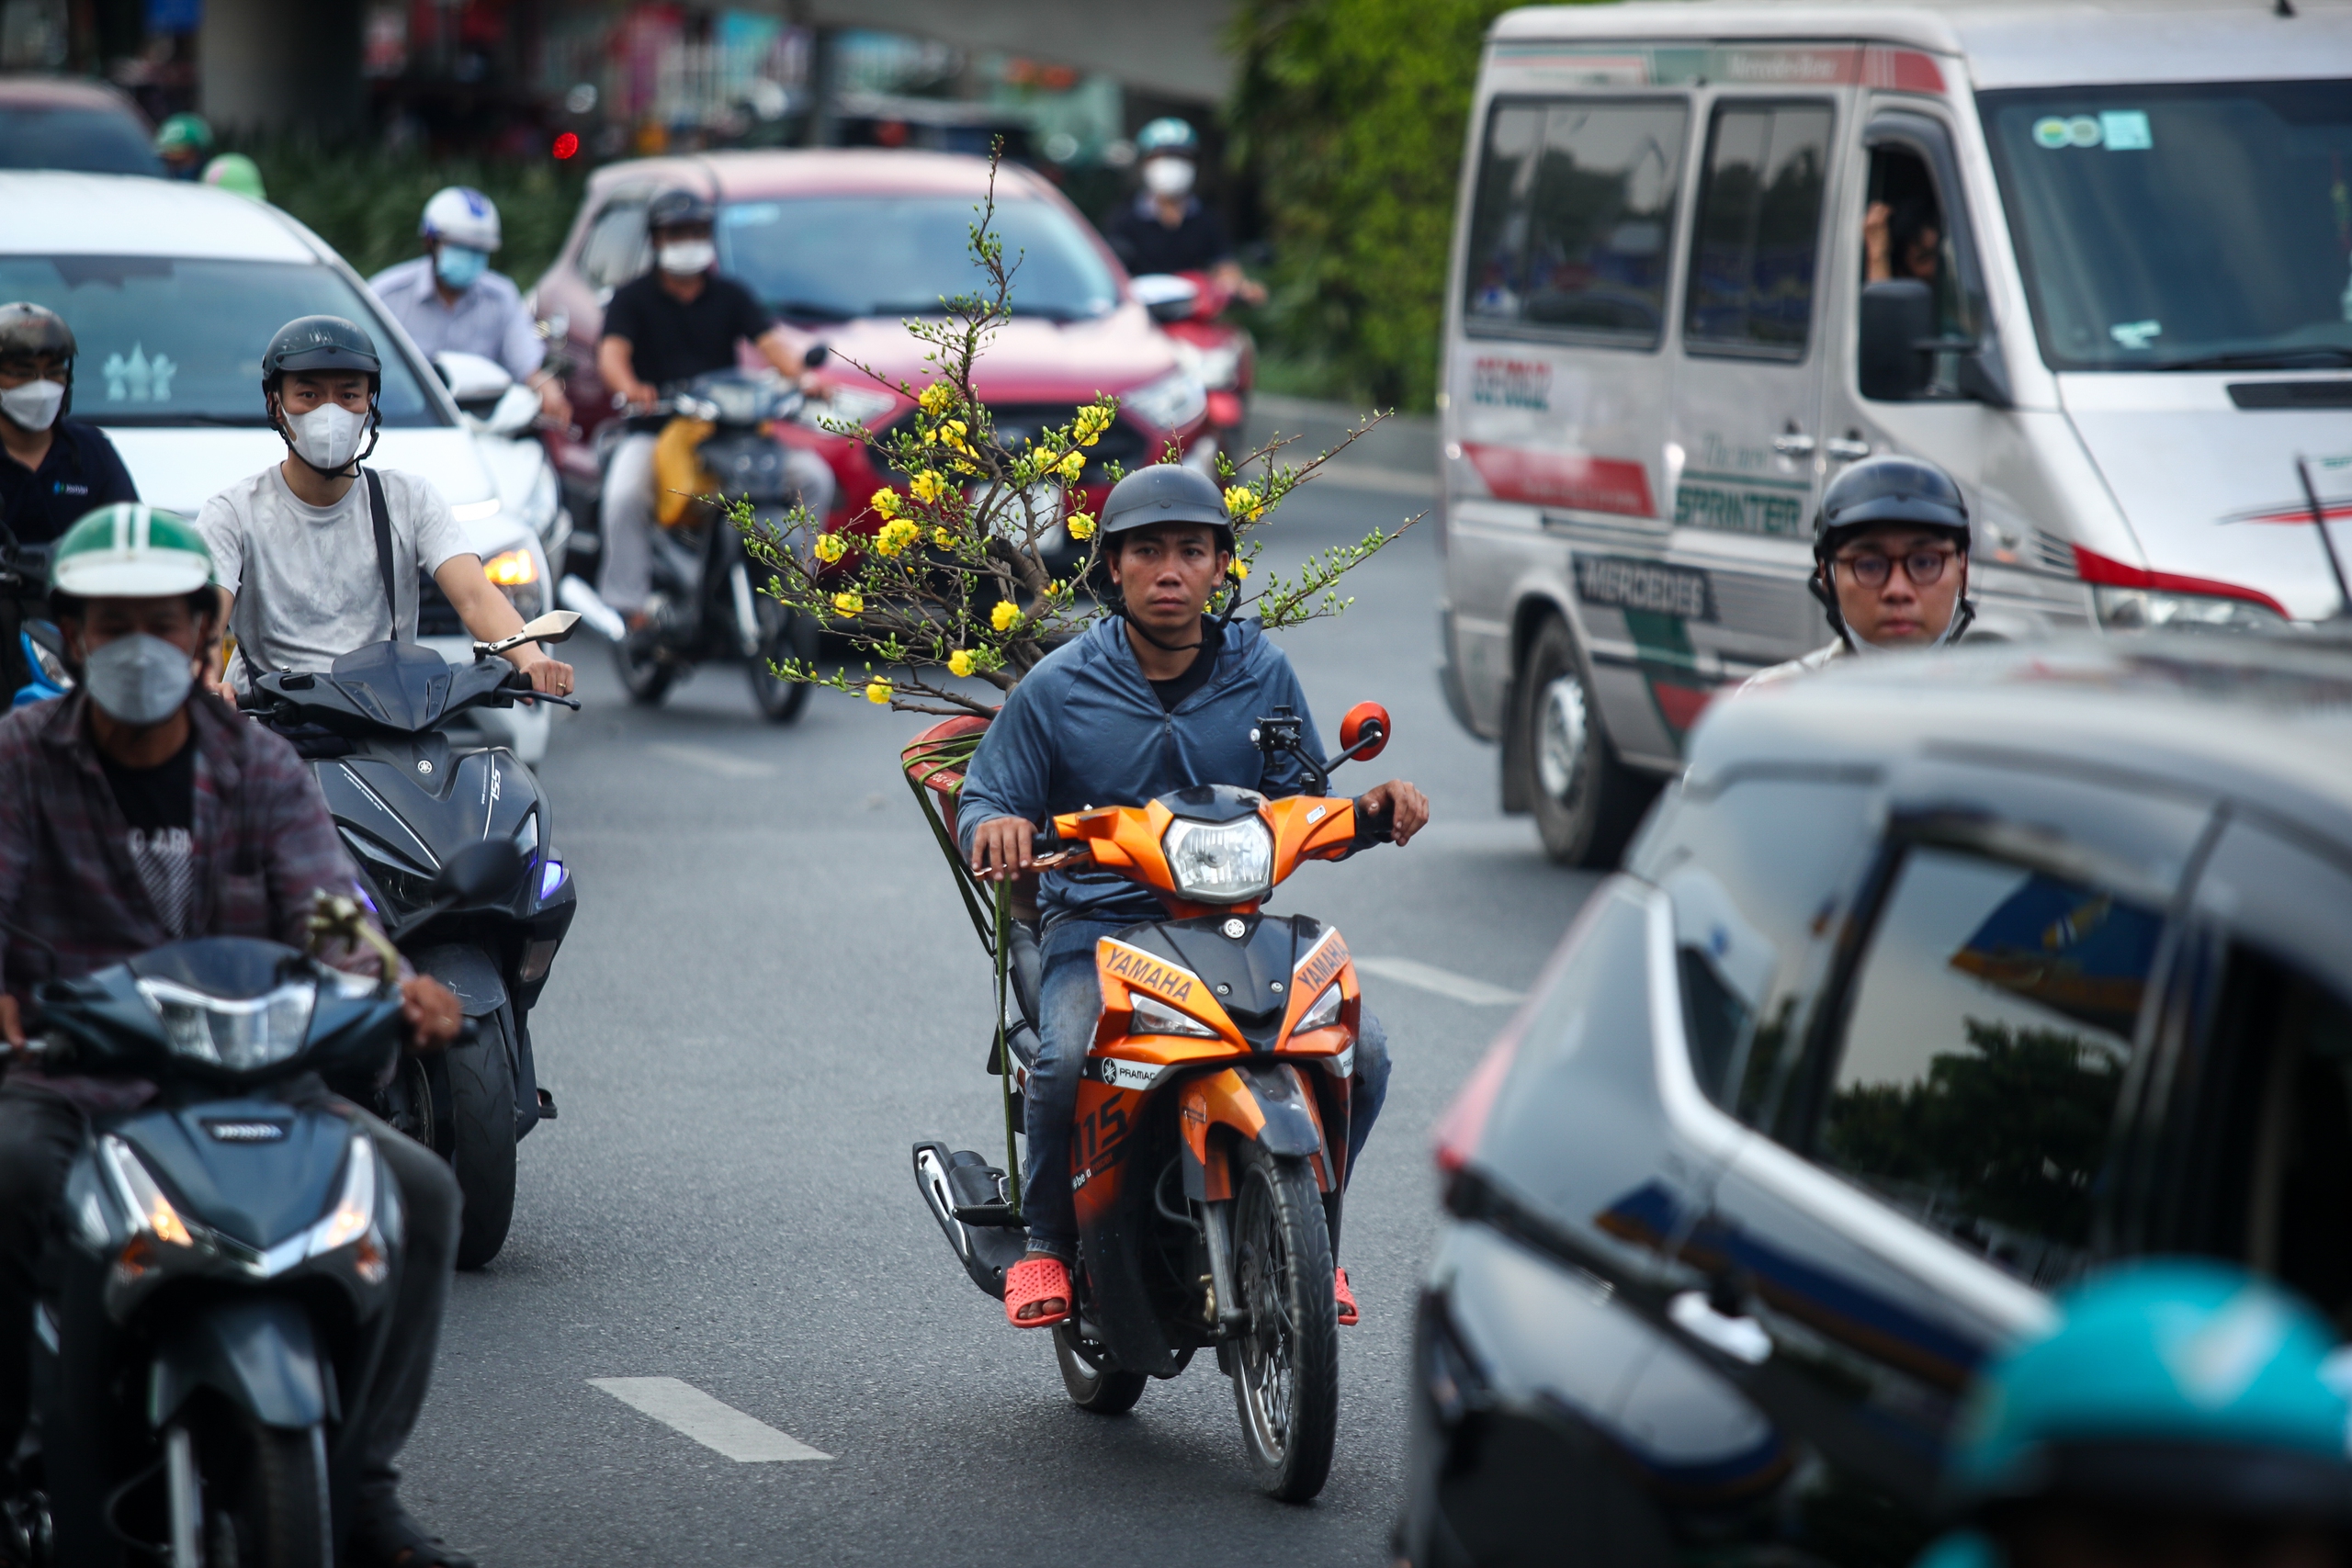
[{"xmin": 653, "ymin": 415, "xmax": 716, "ymax": 526}]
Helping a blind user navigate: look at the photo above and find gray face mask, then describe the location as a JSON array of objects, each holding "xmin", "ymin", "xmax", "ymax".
[{"xmin": 82, "ymin": 633, "xmax": 194, "ymax": 727}]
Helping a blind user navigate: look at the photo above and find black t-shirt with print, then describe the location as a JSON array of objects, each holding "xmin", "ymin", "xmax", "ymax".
[
  {"xmin": 601, "ymin": 272, "xmax": 775, "ymax": 432},
  {"xmin": 0, "ymin": 421, "xmax": 140, "ymax": 546},
  {"xmin": 1147, "ymin": 617, "xmax": 1223, "ymax": 713},
  {"xmin": 100, "ymin": 728, "xmax": 196, "ymax": 830}
]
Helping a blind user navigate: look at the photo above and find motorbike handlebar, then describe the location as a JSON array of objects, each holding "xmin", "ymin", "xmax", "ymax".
[{"xmin": 1351, "ymin": 795, "xmax": 1396, "ymax": 849}]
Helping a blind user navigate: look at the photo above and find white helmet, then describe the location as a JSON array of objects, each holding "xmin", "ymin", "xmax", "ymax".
[{"xmin": 420, "ymin": 186, "xmax": 501, "ymax": 252}]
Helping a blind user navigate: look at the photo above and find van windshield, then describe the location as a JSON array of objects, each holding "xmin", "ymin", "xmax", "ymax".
[{"xmin": 1982, "ymin": 80, "xmax": 2352, "ymax": 372}]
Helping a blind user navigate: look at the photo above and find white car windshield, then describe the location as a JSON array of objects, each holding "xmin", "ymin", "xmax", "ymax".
[
  {"xmin": 717, "ymin": 196, "xmax": 1120, "ymax": 324},
  {"xmin": 1982, "ymin": 80, "xmax": 2352, "ymax": 372},
  {"xmin": 0, "ymin": 255, "xmax": 446, "ymax": 426}
]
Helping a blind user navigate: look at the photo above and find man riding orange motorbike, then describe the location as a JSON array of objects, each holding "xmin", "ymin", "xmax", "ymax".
[{"xmin": 960, "ymin": 465, "xmax": 1427, "ymax": 1328}]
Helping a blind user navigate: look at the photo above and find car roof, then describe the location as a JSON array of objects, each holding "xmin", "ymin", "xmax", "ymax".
[
  {"xmin": 1490, "ymin": 2, "xmax": 2352, "ymax": 88},
  {"xmin": 1692, "ymin": 633, "xmax": 2352, "ymax": 855},
  {"xmin": 584, "ymin": 148, "xmax": 1062, "ymax": 204},
  {"xmin": 0, "ymin": 74, "xmax": 146, "ymax": 114},
  {"xmin": 0, "ymin": 172, "xmax": 319, "ymax": 263}
]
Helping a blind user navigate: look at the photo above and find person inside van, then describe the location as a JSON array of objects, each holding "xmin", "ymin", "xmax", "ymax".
[
  {"xmin": 1744, "ymin": 454, "xmax": 1973, "ymax": 686},
  {"xmin": 1865, "ymin": 195, "xmax": 1943, "ymax": 287}
]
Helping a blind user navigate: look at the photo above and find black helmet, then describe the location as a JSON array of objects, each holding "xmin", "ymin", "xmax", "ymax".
[
  {"xmin": 647, "ymin": 189, "xmax": 717, "ymax": 233},
  {"xmin": 1100, "ymin": 463, "xmax": 1234, "ymax": 552},
  {"xmin": 0, "ymin": 302, "xmax": 76, "ymax": 420},
  {"xmin": 1814, "ymin": 454, "xmax": 1970, "ymax": 557},
  {"xmin": 260, "ymin": 315, "xmax": 381, "ymax": 389}
]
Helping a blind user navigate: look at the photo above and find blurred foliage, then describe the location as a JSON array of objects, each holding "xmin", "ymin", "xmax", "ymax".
[
  {"xmin": 1227, "ymin": 0, "xmax": 1577, "ymax": 412},
  {"xmin": 221, "ymin": 138, "xmax": 591, "ymax": 292}
]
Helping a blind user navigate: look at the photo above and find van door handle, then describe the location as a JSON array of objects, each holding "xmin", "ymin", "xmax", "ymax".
[
  {"xmin": 1770, "ymin": 433, "xmax": 1816, "ymax": 458},
  {"xmin": 1824, "ymin": 436, "xmax": 1872, "ymax": 462},
  {"xmin": 1668, "ymin": 1289, "xmax": 1772, "ymax": 1366}
]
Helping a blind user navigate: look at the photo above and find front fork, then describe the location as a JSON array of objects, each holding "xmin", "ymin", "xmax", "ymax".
[{"xmin": 1176, "ymin": 1059, "xmax": 1350, "ymax": 1331}]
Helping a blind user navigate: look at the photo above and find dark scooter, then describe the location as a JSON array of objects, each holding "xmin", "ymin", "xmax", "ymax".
[
  {"xmin": 243, "ymin": 612, "xmax": 583, "ymax": 1269},
  {"xmin": 602, "ymin": 371, "xmax": 824, "ymax": 721},
  {"xmin": 6, "ymin": 840, "xmax": 521, "ymax": 1568}
]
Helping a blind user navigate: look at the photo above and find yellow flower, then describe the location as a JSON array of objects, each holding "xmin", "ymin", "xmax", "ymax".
[
  {"xmin": 1223, "ymin": 484, "xmax": 1266, "ymax": 523},
  {"xmin": 1074, "ymin": 403, "xmax": 1113, "ymax": 446},
  {"xmin": 869, "ymin": 487, "xmax": 900, "ymax": 519},
  {"xmin": 909, "ymin": 468, "xmax": 947, "ymax": 504},
  {"xmin": 833, "ymin": 591, "xmax": 865, "ymax": 616},
  {"xmin": 1065, "ymin": 512, "xmax": 1095, "ymax": 541},
  {"xmin": 933, "ymin": 526, "xmax": 957, "ymax": 548},
  {"xmin": 990, "ymin": 600, "xmax": 1021, "ymax": 632},
  {"xmin": 1056, "ymin": 450, "xmax": 1085, "ymax": 482},
  {"xmin": 919, "ymin": 381, "xmax": 955, "ymax": 415},
  {"xmin": 947, "ymin": 649, "xmax": 975, "ymax": 678},
  {"xmin": 1229, "ymin": 558, "xmax": 1250, "ymax": 581},
  {"xmin": 874, "ymin": 518, "xmax": 921, "ymax": 558},
  {"xmin": 925, "ymin": 418, "xmax": 970, "ymax": 454},
  {"xmin": 814, "ymin": 534, "xmax": 846, "ymax": 563},
  {"xmin": 865, "ymin": 678, "xmax": 891, "ymax": 705}
]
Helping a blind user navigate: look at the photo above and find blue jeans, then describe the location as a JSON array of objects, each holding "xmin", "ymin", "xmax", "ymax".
[{"xmin": 1021, "ymin": 917, "xmax": 1392, "ymax": 1263}]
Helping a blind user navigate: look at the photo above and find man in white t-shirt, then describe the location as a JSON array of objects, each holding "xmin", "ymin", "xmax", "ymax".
[{"xmin": 198, "ymin": 314, "xmax": 573, "ymax": 701}]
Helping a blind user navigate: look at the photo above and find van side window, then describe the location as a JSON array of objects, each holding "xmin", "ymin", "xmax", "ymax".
[
  {"xmin": 1630, "ymin": 777, "xmax": 1873, "ymax": 1118},
  {"xmin": 1798, "ymin": 845, "xmax": 2162, "ymax": 1289},
  {"xmin": 1461, "ymin": 97, "xmax": 1690, "ymax": 348},
  {"xmin": 1863, "ymin": 144, "xmax": 1974, "ymax": 396},
  {"xmin": 579, "ymin": 200, "xmax": 650, "ymax": 292},
  {"xmin": 1685, "ymin": 103, "xmax": 1834, "ymax": 356}
]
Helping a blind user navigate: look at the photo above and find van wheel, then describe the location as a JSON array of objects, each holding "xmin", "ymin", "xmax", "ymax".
[{"xmin": 1514, "ymin": 618, "xmax": 1653, "ymax": 868}]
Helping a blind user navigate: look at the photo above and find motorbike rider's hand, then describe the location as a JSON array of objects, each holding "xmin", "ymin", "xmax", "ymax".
[
  {"xmin": 613, "ymin": 377, "xmax": 658, "ymax": 414},
  {"xmin": 1355, "ymin": 780, "xmax": 1430, "ymax": 847},
  {"xmin": 971, "ymin": 815, "xmax": 1037, "ymax": 882},
  {"xmin": 205, "ymin": 670, "xmax": 240, "ymax": 705},
  {"xmin": 508, "ymin": 648, "xmax": 575, "ymax": 698},
  {"xmin": 401, "ymin": 976, "xmax": 463, "ymax": 1053},
  {"xmin": 0, "ymin": 996, "xmax": 21, "ymax": 1052}
]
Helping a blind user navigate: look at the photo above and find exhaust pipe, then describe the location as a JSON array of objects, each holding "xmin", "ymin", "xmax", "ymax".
[{"xmin": 559, "ymin": 576, "xmax": 627, "ymax": 641}]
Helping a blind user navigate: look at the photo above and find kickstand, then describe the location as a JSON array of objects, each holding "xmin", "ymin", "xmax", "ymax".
[{"xmin": 994, "ymin": 880, "xmax": 1023, "ymax": 1223}]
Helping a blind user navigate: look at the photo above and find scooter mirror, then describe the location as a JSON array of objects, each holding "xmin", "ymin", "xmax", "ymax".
[
  {"xmin": 803, "ymin": 342, "xmax": 830, "ymax": 369},
  {"xmin": 434, "ymin": 839, "xmax": 526, "ymax": 906},
  {"xmin": 1339, "ymin": 702, "xmax": 1391, "ymax": 762},
  {"xmin": 1131, "ymin": 273, "xmax": 1201, "ymax": 325},
  {"xmin": 514, "ymin": 610, "xmax": 582, "ymax": 646}
]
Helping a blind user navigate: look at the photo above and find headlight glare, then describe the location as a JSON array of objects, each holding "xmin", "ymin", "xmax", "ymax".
[
  {"xmin": 100, "ymin": 1135, "xmax": 195, "ymax": 1247},
  {"xmin": 1296, "ymin": 983, "xmax": 1343, "ymax": 1032},
  {"xmin": 1120, "ymin": 368, "xmax": 1207, "ymax": 434},
  {"xmin": 135, "ymin": 977, "xmax": 316, "ymax": 1071},
  {"xmin": 1161, "ymin": 816, "xmax": 1273, "ymax": 904},
  {"xmin": 484, "ymin": 547, "xmax": 538, "ymax": 587},
  {"xmin": 1131, "ymin": 990, "xmax": 1216, "ymax": 1038}
]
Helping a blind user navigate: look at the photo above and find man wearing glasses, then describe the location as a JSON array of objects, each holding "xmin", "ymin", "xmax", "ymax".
[{"xmin": 1745, "ymin": 455, "xmax": 1974, "ymax": 688}]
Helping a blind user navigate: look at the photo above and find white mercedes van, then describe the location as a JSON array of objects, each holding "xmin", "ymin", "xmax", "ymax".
[{"xmin": 1436, "ymin": 1, "xmax": 2352, "ymax": 863}]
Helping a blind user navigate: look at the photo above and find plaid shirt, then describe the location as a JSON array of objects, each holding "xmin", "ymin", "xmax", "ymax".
[{"xmin": 0, "ymin": 690, "xmax": 378, "ymax": 1006}]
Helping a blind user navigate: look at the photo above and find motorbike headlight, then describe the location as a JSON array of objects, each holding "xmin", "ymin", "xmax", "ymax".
[
  {"xmin": 1119, "ymin": 367, "xmax": 1206, "ymax": 434},
  {"xmin": 308, "ymin": 1136, "xmax": 378, "ymax": 1258},
  {"xmin": 1161, "ymin": 816, "xmax": 1273, "ymax": 905},
  {"xmin": 99, "ymin": 1135, "xmax": 196, "ymax": 1248},
  {"xmin": 135, "ymin": 978, "xmax": 316, "ymax": 1072},
  {"xmin": 1131, "ymin": 990, "xmax": 1216, "ymax": 1039},
  {"xmin": 1296, "ymin": 982, "xmax": 1343, "ymax": 1032},
  {"xmin": 2092, "ymin": 584, "xmax": 2287, "ymax": 631},
  {"xmin": 1169, "ymin": 336, "xmax": 1244, "ymax": 390}
]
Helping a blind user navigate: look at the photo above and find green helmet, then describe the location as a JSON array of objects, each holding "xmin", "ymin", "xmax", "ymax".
[
  {"xmin": 200, "ymin": 152, "xmax": 266, "ymax": 202},
  {"xmin": 50, "ymin": 504, "xmax": 214, "ymax": 599},
  {"xmin": 153, "ymin": 112, "xmax": 213, "ymax": 159},
  {"xmin": 1947, "ymin": 1259, "xmax": 2352, "ymax": 1525},
  {"xmin": 1136, "ymin": 118, "xmax": 1199, "ymax": 158}
]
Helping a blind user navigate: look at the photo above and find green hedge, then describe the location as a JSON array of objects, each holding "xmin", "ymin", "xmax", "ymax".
[
  {"xmin": 1229, "ymin": 0, "xmax": 1561, "ymax": 411},
  {"xmin": 224, "ymin": 139, "xmax": 591, "ymax": 293}
]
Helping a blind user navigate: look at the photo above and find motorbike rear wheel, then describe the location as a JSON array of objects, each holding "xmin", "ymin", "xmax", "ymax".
[
  {"xmin": 1053, "ymin": 1322, "xmax": 1147, "ymax": 1415},
  {"xmin": 1228, "ymin": 1143, "xmax": 1339, "ymax": 1503},
  {"xmin": 188, "ymin": 1416, "xmax": 331, "ymax": 1568},
  {"xmin": 447, "ymin": 1008, "xmax": 519, "ymax": 1269},
  {"xmin": 749, "ymin": 595, "xmax": 815, "ymax": 724},
  {"xmin": 614, "ymin": 624, "xmax": 674, "ymax": 706}
]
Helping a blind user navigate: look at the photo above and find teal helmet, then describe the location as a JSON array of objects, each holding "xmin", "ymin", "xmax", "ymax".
[
  {"xmin": 1135, "ymin": 118, "xmax": 1199, "ymax": 158},
  {"xmin": 1947, "ymin": 1260, "xmax": 2352, "ymax": 1525}
]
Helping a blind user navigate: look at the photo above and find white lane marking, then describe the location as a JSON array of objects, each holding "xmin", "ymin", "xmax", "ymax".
[
  {"xmin": 588, "ymin": 1378, "xmax": 831, "ymax": 1461},
  {"xmin": 1354, "ymin": 956, "xmax": 1524, "ymax": 1008},
  {"xmin": 650, "ymin": 742, "xmax": 775, "ymax": 780}
]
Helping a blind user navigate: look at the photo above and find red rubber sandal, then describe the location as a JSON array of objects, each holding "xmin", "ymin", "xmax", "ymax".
[
  {"xmin": 1336, "ymin": 1267, "xmax": 1360, "ymax": 1327},
  {"xmin": 1004, "ymin": 1257, "xmax": 1072, "ymax": 1328}
]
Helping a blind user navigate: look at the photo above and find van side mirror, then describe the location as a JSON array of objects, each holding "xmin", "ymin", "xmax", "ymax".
[{"xmin": 1859, "ymin": 281, "xmax": 1936, "ymax": 401}]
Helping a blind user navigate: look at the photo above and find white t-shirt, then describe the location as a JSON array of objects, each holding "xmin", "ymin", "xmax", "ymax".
[{"xmin": 199, "ymin": 464, "xmax": 472, "ymax": 690}]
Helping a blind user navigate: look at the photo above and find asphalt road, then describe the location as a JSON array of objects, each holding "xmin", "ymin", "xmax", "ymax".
[{"xmin": 400, "ymin": 473, "xmax": 1603, "ymax": 1565}]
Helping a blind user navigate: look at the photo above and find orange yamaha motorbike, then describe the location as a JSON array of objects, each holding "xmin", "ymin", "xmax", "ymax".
[{"xmin": 913, "ymin": 702, "xmax": 1396, "ymax": 1502}]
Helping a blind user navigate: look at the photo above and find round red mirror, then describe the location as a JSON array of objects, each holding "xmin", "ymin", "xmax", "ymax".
[{"xmin": 1340, "ymin": 701, "xmax": 1391, "ymax": 761}]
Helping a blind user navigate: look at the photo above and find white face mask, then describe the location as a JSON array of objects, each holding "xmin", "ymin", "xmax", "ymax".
[
  {"xmin": 1141, "ymin": 157, "xmax": 1195, "ymax": 199},
  {"xmin": 658, "ymin": 239, "xmax": 716, "ymax": 276},
  {"xmin": 285, "ymin": 401, "xmax": 367, "ymax": 473},
  {"xmin": 82, "ymin": 632, "xmax": 194, "ymax": 727},
  {"xmin": 0, "ymin": 376, "xmax": 64, "ymax": 432}
]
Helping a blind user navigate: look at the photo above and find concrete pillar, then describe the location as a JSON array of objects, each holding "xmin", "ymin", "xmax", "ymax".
[{"xmin": 198, "ymin": 0, "xmax": 364, "ymax": 135}]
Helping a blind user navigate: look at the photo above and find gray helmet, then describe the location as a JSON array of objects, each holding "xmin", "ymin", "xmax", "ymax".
[
  {"xmin": 260, "ymin": 314, "xmax": 381, "ymax": 391},
  {"xmin": 1100, "ymin": 463, "xmax": 1234, "ymax": 551},
  {"xmin": 0, "ymin": 302, "xmax": 75, "ymax": 419},
  {"xmin": 1814, "ymin": 454, "xmax": 1970, "ymax": 557},
  {"xmin": 647, "ymin": 188, "xmax": 717, "ymax": 234}
]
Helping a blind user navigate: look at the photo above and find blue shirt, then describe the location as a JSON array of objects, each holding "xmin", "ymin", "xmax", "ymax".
[
  {"xmin": 367, "ymin": 256, "xmax": 546, "ymax": 383},
  {"xmin": 956, "ymin": 615, "xmax": 1325, "ymax": 927}
]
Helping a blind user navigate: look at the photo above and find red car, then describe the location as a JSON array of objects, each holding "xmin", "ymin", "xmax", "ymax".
[
  {"xmin": 0, "ymin": 76, "xmax": 160, "ymax": 175},
  {"xmin": 527, "ymin": 150, "xmax": 1211, "ymax": 563}
]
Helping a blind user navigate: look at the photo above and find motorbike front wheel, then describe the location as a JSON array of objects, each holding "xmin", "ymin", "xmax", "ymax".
[
  {"xmin": 749, "ymin": 596, "xmax": 815, "ymax": 724},
  {"xmin": 1227, "ymin": 1142, "xmax": 1339, "ymax": 1503},
  {"xmin": 446, "ymin": 1007, "xmax": 519, "ymax": 1269},
  {"xmin": 614, "ymin": 624, "xmax": 674, "ymax": 706},
  {"xmin": 182, "ymin": 1416, "xmax": 332, "ymax": 1568},
  {"xmin": 1054, "ymin": 1322, "xmax": 1147, "ymax": 1415}
]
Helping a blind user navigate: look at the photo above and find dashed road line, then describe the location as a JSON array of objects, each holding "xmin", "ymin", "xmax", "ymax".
[
  {"xmin": 650, "ymin": 742, "xmax": 776, "ymax": 780},
  {"xmin": 589, "ymin": 1378, "xmax": 831, "ymax": 1461},
  {"xmin": 1354, "ymin": 956, "xmax": 1524, "ymax": 1008}
]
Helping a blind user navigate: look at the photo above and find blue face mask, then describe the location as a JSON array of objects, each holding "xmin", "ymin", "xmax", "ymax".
[{"xmin": 435, "ymin": 244, "xmax": 490, "ymax": 290}]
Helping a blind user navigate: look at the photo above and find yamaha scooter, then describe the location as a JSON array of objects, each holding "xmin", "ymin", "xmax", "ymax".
[
  {"xmin": 243, "ymin": 612, "xmax": 583, "ymax": 1268},
  {"xmin": 7, "ymin": 840, "xmax": 519, "ymax": 1567}
]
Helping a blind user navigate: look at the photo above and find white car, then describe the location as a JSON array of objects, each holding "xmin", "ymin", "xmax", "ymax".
[{"xmin": 0, "ymin": 172, "xmax": 566, "ymax": 761}]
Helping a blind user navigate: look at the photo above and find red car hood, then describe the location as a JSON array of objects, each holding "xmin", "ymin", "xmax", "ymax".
[{"xmin": 780, "ymin": 303, "xmax": 1181, "ymax": 407}]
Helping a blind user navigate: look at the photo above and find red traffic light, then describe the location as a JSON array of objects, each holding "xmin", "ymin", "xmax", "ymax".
[{"xmin": 551, "ymin": 131, "xmax": 580, "ymax": 160}]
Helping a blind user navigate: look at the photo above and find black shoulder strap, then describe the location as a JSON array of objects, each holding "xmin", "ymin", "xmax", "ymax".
[{"xmin": 362, "ymin": 467, "xmax": 398, "ymax": 640}]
